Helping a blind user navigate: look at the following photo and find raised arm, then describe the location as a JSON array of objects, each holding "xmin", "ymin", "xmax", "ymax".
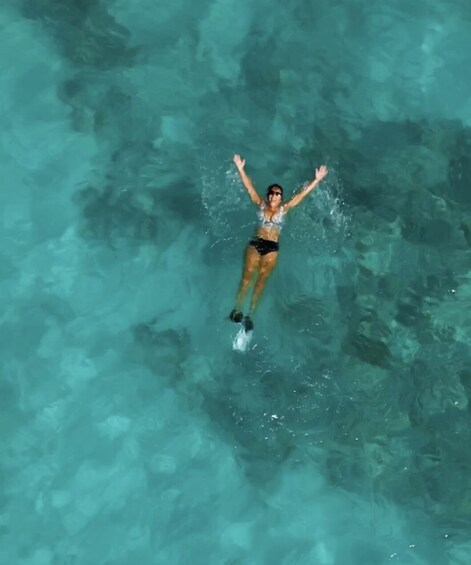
[
  {"xmin": 233, "ymin": 154, "xmax": 263, "ymax": 206},
  {"xmin": 284, "ymin": 165, "xmax": 328, "ymax": 210}
]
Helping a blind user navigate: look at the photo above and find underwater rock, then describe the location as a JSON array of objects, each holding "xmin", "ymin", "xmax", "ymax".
[
  {"xmin": 22, "ymin": 0, "xmax": 96, "ymax": 23},
  {"xmin": 278, "ymin": 295, "xmax": 330, "ymax": 334},
  {"xmin": 133, "ymin": 323, "xmax": 190, "ymax": 379},
  {"xmin": 446, "ymin": 539, "xmax": 471, "ymax": 565},
  {"xmin": 448, "ymin": 155, "xmax": 471, "ymax": 205},
  {"xmin": 408, "ymin": 355, "xmax": 469, "ymax": 444},
  {"xmin": 395, "ymin": 300, "xmax": 429, "ymax": 328},
  {"xmin": 459, "ymin": 220, "xmax": 471, "ymax": 247},
  {"xmin": 419, "ymin": 218, "xmax": 453, "ymax": 246},
  {"xmin": 22, "ymin": 0, "xmax": 137, "ymax": 69},
  {"xmin": 459, "ymin": 369, "xmax": 471, "ymax": 399},
  {"xmin": 348, "ymin": 366, "xmax": 389, "ymax": 396},
  {"xmin": 325, "ymin": 448, "xmax": 363, "ymax": 488},
  {"xmin": 75, "ymin": 184, "xmax": 158, "ymax": 243},
  {"xmin": 344, "ymin": 329, "xmax": 391, "ymax": 369},
  {"xmin": 413, "ymin": 372, "xmax": 468, "ymax": 423},
  {"xmin": 401, "ymin": 217, "xmax": 453, "ymax": 246},
  {"xmin": 362, "ymin": 441, "xmax": 393, "ymax": 479},
  {"xmin": 203, "ymin": 393, "xmax": 296, "ymax": 486}
]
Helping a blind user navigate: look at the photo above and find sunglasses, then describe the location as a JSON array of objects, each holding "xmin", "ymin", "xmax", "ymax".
[{"xmin": 268, "ymin": 190, "xmax": 282, "ymax": 196}]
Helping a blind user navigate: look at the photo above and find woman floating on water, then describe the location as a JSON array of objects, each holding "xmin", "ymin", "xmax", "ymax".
[{"xmin": 229, "ymin": 154, "xmax": 328, "ymax": 332}]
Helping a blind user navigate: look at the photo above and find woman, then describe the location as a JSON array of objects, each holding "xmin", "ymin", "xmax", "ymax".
[{"xmin": 229, "ymin": 154, "xmax": 328, "ymax": 332}]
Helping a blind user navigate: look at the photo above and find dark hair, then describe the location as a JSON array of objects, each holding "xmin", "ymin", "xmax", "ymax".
[{"xmin": 266, "ymin": 184, "xmax": 284, "ymax": 197}]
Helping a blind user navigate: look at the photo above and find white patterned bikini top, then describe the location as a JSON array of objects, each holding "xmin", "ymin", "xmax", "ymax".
[{"xmin": 257, "ymin": 202, "xmax": 285, "ymax": 231}]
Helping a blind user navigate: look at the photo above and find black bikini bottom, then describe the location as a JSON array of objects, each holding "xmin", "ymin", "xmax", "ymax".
[{"xmin": 249, "ymin": 237, "xmax": 279, "ymax": 256}]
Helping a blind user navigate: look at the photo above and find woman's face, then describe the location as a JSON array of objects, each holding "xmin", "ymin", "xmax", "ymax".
[{"xmin": 267, "ymin": 188, "xmax": 282, "ymax": 202}]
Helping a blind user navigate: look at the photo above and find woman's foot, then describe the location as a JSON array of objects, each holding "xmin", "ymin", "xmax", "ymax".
[
  {"xmin": 243, "ymin": 315, "xmax": 254, "ymax": 332},
  {"xmin": 229, "ymin": 309, "xmax": 243, "ymax": 323}
]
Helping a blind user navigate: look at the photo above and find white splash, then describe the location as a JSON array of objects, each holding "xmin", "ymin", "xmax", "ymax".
[{"xmin": 232, "ymin": 327, "xmax": 253, "ymax": 352}]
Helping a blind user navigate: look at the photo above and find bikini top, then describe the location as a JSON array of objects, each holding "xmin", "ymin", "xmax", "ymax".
[{"xmin": 257, "ymin": 202, "xmax": 285, "ymax": 231}]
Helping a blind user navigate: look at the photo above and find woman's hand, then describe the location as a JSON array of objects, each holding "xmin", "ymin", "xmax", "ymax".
[
  {"xmin": 232, "ymin": 154, "xmax": 262, "ymax": 205},
  {"xmin": 284, "ymin": 164, "xmax": 328, "ymax": 209},
  {"xmin": 233, "ymin": 154, "xmax": 246, "ymax": 170},
  {"xmin": 315, "ymin": 164, "xmax": 328, "ymax": 182}
]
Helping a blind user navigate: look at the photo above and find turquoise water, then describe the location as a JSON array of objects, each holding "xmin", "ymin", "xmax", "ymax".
[{"xmin": 2, "ymin": 0, "xmax": 471, "ymax": 562}]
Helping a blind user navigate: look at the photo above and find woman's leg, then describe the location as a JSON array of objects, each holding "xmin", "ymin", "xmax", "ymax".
[
  {"xmin": 248, "ymin": 251, "xmax": 278, "ymax": 315},
  {"xmin": 234, "ymin": 245, "xmax": 260, "ymax": 312}
]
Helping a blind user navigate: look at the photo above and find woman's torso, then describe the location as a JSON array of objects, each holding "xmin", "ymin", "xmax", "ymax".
[{"xmin": 255, "ymin": 202, "xmax": 285, "ymax": 242}]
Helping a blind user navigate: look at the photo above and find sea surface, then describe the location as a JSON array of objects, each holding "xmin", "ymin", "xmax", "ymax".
[{"xmin": 1, "ymin": 0, "xmax": 471, "ymax": 563}]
